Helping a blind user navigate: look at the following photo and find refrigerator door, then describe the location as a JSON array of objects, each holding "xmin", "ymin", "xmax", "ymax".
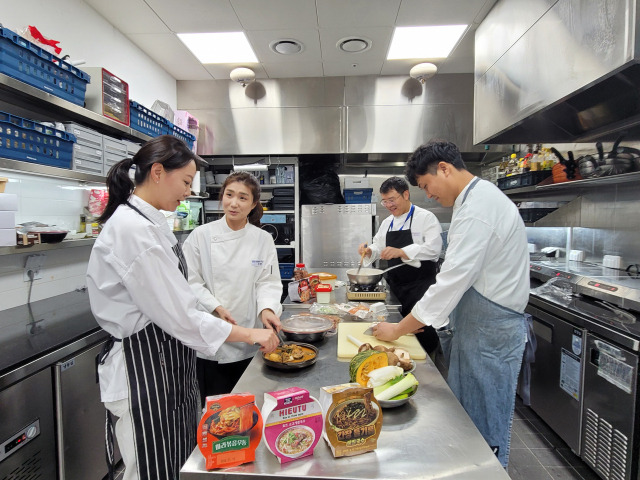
[
  {"xmin": 301, "ymin": 204, "xmax": 374, "ymax": 268},
  {"xmin": 55, "ymin": 340, "xmax": 122, "ymax": 480}
]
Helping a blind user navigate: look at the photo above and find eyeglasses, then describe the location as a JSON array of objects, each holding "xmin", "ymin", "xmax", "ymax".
[{"xmin": 381, "ymin": 194, "xmax": 402, "ymax": 206}]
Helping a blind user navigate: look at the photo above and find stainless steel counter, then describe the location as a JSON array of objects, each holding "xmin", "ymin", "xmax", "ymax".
[
  {"xmin": 180, "ymin": 320, "xmax": 509, "ymax": 479},
  {"xmin": 283, "ymin": 267, "xmax": 402, "ymax": 310}
]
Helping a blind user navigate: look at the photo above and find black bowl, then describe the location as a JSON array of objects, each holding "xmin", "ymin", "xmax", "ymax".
[
  {"xmin": 282, "ymin": 330, "xmax": 327, "ymax": 343},
  {"xmin": 262, "ymin": 342, "xmax": 318, "ymax": 370},
  {"xmin": 40, "ymin": 231, "xmax": 68, "ymax": 243}
]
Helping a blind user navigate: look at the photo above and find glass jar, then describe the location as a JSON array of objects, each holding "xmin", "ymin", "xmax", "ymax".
[{"xmin": 293, "ymin": 263, "xmax": 308, "ymax": 280}]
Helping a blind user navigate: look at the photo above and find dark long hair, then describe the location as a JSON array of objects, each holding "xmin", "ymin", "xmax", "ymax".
[
  {"xmin": 218, "ymin": 171, "xmax": 263, "ymax": 226},
  {"xmin": 98, "ymin": 135, "xmax": 202, "ymax": 224}
]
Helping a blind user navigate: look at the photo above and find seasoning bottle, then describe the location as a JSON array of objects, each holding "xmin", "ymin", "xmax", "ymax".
[{"xmin": 294, "ymin": 263, "xmax": 308, "ymax": 280}]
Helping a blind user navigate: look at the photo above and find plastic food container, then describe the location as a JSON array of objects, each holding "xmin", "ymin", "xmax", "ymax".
[
  {"xmin": 315, "ymin": 284, "xmax": 332, "ymax": 304},
  {"xmin": 312, "ymin": 272, "xmax": 337, "ymax": 288}
]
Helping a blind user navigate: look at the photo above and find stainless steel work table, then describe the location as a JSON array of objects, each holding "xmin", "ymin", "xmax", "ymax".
[{"xmin": 180, "ymin": 322, "xmax": 509, "ymax": 479}]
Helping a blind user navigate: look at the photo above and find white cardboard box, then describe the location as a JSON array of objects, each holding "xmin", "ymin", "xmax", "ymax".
[
  {"xmin": 0, "ymin": 228, "xmax": 16, "ymax": 246},
  {"xmin": 0, "ymin": 193, "xmax": 18, "ymax": 211},
  {"xmin": 0, "ymin": 211, "xmax": 15, "ymax": 229},
  {"xmin": 344, "ymin": 177, "xmax": 370, "ymax": 189}
]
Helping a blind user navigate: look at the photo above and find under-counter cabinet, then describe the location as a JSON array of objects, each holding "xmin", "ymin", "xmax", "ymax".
[
  {"xmin": 54, "ymin": 339, "xmax": 122, "ymax": 480},
  {"xmin": 0, "ymin": 368, "xmax": 56, "ymax": 479}
]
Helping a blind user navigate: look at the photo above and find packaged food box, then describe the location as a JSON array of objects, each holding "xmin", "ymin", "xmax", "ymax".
[
  {"xmin": 319, "ymin": 383, "xmax": 382, "ymax": 457},
  {"xmin": 262, "ymin": 387, "xmax": 323, "ymax": 464},
  {"xmin": 16, "ymin": 231, "xmax": 40, "ymax": 246},
  {"xmin": 197, "ymin": 393, "xmax": 262, "ymax": 470},
  {"xmin": 307, "ymin": 274, "xmax": 320, "ymax": 298},
  {"xmin": 288, "ymin": 278, "xmax": 311, "ymax": 302}
]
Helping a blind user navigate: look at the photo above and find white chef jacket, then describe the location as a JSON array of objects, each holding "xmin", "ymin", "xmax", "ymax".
[
  {"xmin": 86, "ymin": 195, "xmax": 232, "ymax": 402},
  {"xmin": 365, "ymin": 204, "xmax": 442, "ymax": 267},
  {"xmin": 411, "ymin": 178, "xmax": 530, "ymax": 328},
  {"xmin": 182, "ymin": 217, "xmax": 283, "ymax": 363}
]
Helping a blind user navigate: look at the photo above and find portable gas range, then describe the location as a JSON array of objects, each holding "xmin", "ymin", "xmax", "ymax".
[{"xmin": 346, "ymin": 282, "xmax": 388, "ymax": 301}]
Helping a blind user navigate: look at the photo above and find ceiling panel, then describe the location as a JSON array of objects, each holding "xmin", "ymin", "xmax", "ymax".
[
  {"xmin": 145, "ymin": 0, "xmax": 242, "ymax": 33},
  {"xmin": 395, "ymin": 0, "xmax": 491, "ymax": 26},
  {"xmin": 316, "ymin": 0, "xmax": 401, "ymax": 28},
  {"xmin": 323, "ymin": 60, "xmax": 383, "ymax": 77},
  {"xmin": 84, "ymin": 0, "xmax": 169, "ymax": 34},
  {"xmin": 230, "ymin": 0, "xmax": 318, "ymax": 30},
  {"xmin": 263, "ymin": 61, "xmax": 324, "ymax": 78},
  {"xmin": 319, "ymin": 26, "xmax": 394, "ymax": 62},
  {"xmin": 246, "ymin": 29, "xmax": 322, "ymax": 62},
  {"xmin": 127, "ymin": 34, "xmax": 213, "ymax": 80}
]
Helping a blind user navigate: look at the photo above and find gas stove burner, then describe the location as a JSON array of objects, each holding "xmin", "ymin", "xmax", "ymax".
[{"xmin": 349, "ymin": 283, "xmax": 384, "ymax": 293}]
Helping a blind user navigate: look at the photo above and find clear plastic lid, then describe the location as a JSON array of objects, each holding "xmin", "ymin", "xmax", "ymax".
[{"xmin": 281, "ymin": 314, "xmax": 333, "ymax": 333}]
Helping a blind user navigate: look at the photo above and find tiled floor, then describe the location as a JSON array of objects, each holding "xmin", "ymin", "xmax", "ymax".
[{"xmin": 508, "ymin": 397, "xmax": 602, "ymax": 480}]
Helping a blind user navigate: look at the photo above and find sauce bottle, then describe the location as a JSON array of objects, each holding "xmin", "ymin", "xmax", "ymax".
[{"xmin": 294, "ymin": 263, "xmax": 308, "ymax": 280}]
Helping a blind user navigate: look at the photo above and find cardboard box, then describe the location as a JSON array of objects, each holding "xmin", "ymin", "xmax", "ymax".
[
  {"xmin": 0, "ymin": 228, "xmax": 16, "ymax": 246},
  {"xmin": 0, "ymin": 193, "xmax": 18, "ymax": 211},
  {"xmin": 0, "ymin": 211, "xmax": 15, "ymax": 229},
  {"xmin": 344, "ymin": 177, "xmax": 370, "ymax": 189},
  {"xmin": 17, "ymin": 231, "xmax": 40, "ymax": 246}
]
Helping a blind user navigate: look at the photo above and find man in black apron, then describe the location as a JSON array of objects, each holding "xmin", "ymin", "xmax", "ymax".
[{"xmin": 359, "ymin": 177, "xmax": 442, "ymax": 355}]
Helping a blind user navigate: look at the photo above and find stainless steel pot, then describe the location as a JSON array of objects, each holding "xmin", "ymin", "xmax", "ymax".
[{"xmin": 346, "ymin": 263, "xmax": 410, "ymax": 285}]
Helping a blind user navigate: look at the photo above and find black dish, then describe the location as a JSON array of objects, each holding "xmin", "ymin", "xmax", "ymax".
[{"xmin": 262, "ymin": 342, "xmax": 318, "ymax": 370}]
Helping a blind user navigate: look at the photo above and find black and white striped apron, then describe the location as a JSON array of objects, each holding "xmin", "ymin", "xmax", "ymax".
[{"xmin": 101, "ymin": 201, "xmax": 199, "ymax": 480}]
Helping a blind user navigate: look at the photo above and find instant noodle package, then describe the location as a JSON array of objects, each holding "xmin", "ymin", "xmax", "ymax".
[
  {"xmin": 320, "ymin": 383, "xmax": 383, "ymax": 458},
  {"xmin": 197, "ymin": 393, "xmax": 262, "ymax": 469},
  {"xmin": 262, "ymin": 387, "xmax": 323, "ymax": 464}
]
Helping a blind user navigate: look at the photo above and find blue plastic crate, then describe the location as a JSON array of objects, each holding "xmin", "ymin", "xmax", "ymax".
[
  {"xmin": 279, "ymin": 262, "xmax": 295, "ymax": 279},
  {"xmin": 344, "ymin": 188, "xmax": 373, "ymax": 204},
  {"xmin": 170, "ymin": 123, "xmax": 196, "ymax": 149},
  {"xmin": 0, "ymin": 111, "xmax": 75, "ymax": 169},
  {"xmin": 0, "ymin": 26, "xmax": 90, "ymax": 106},
  {"xmin": 129, "ymin": 100, "xmax": 172, "ymax": 137}
]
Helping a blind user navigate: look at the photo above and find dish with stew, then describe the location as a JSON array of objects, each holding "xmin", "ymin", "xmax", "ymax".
[{"xmin": 262, "ymin": 342, "xmax": 318, "ymax": 370}]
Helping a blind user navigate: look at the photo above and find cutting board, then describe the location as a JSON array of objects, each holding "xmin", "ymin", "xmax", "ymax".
[{"xmin": 337, "ymin": 322, "xmax": 427, "ymax": 360}]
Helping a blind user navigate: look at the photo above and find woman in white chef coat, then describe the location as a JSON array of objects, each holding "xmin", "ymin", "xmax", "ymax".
[
  {"xmin": 87, "ymin": 136, "xmax": 278, "ymax": 480},
  {"xmin": 374, "ymin": 140, "xmax": 529, "ymax": 468},
  {"xmin": 182, "ymin": 171, "xmax": 283, "ymax": 404}
]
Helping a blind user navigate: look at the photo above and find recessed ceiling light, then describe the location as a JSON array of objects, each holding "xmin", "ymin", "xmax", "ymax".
[
  {"xmin": 270, "ymin": 39, "xmax": 304, "ymax": 55},
  {"xmin": 387, "ymin": 25, "xmax": 467, "ymax": 59},
  {"xmin": 337, "ymin": 37, "xmax": 372, "ymax": 53},
  {"xmin": 177, "ymin": 32, "xmax": 258, "ymax": 64}
]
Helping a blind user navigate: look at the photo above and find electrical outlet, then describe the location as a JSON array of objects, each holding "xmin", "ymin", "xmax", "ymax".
[{"xmin": 24, "ymin": 254, "xmax": 46, "ymax": 281}]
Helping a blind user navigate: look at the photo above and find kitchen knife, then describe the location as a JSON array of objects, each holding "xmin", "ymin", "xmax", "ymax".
[{"xmin": 363, "ymin": 323, "xmax": 379, "ymax": 336}]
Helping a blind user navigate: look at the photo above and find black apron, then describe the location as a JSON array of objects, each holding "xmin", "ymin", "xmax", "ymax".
[
  {"xmin": 100, "ymin": 201, "xmax": 199, "ymax": 480},
  {"xmin": 384, "ymin": 205, "xmax": 439, "ymax": 353}
]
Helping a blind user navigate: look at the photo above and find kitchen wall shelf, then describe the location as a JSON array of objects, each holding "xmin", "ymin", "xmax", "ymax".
[
  {"xmin": 0, "ymin": 157, "xmax": 105, "ymax": 183},
  {"xmin": 0, "ymin": 73, "xmax": 151, "ymax": 143},
  {"xmin": 0, "ymin": 238, "xmax": 96, "ymax": 256}
]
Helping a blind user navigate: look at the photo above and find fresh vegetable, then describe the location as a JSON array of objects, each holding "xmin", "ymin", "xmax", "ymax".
[
  {"xmin": 373, "ymin": 375, "xmax": 404, "ymax": 396},
  {"xmin": 366, "ymin": 366, "xmax": 404, "ymax": 388},
  {"xmin": 349, "ymin": 350, "xmax": 388, "ymax": 386},
  {"xmin": 374, "ymin": 373, "xmax": 418, "ymax": 401}
]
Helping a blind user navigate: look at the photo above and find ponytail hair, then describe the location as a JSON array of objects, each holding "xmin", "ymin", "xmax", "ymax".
[
  {"xmin": 218, "ymin": 171, "xmax": 263, "ymax": 227},
  {"xmin": 98, "ymin": 135, "xmax": 203, "ymax": 224}
]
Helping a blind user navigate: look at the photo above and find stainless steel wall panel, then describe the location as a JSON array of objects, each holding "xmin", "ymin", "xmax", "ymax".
[
  {"xmin": 347, "ymin": 104, "xmax": 476, "ymax": 154},
  {"xmin": 191, "ymin": 107, "xmax": 342, "ymax": 155}
]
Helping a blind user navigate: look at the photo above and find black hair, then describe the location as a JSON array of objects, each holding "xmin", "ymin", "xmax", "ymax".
[
  {"xmin": 218, "ymin": 171, "xmax": 264, "ymax": 227},
  {"xmin": 405, "ymin": 140, "xmax": 467, "ymax": 186},
  {"xmin": 98, "ymin": 135, "xmax": 203, "ymax": 223},
  {"xmin": 380, "ymin": 176, "xmax": 409, "ymax": 195}
]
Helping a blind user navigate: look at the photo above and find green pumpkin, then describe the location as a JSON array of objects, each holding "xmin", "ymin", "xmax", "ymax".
[{"xmin": 349, "ymin": 350, "xmax": 388, "ymax": 386}]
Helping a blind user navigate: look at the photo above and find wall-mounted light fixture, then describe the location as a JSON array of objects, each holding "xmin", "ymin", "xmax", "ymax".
[{"xmin": 232, "ymin": 157, "xmax": 270, "ymax": 171}]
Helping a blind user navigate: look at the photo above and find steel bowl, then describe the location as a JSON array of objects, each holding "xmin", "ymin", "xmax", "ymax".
[
  {"xmin": 346, "ymin": 267, "xmax": 384, "ymax": 286},
  {"xmin": 377, "ymin": 384, "xmax": 418, "ymax": 409}
]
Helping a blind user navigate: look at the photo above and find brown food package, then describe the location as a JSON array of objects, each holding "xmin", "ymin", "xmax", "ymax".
[{"xmin": 319, "ymin": 383, "xmax": 383, "ymax": 457}]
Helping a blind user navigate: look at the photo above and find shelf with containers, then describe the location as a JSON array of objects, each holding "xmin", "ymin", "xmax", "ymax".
[{"xmin": 202, "ymin": 156, "xmax": 300, "ymax": 280}]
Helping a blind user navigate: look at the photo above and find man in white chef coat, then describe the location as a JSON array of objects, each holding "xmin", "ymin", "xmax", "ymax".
[
  {"xmin": 358, "ymin": 176, "xmax": 442, "ymax": 355},
  {"xmin": 373, "ymin": 140, "xmax": 529, "ymax": 468}
]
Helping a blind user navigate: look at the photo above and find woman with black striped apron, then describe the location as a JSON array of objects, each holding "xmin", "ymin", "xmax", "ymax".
[{"xmin": 88, "ymin": 136, "xmax": 278, "ymax": 480}]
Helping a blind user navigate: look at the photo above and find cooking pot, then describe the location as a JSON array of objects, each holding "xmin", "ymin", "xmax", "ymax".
[
  {"xmin": 280, "ymin": 314, "xmax": 334, "ymax": 343},
  {"xmin": 596, "ymin": 134, "xmax": 638, "ymax": 176}
]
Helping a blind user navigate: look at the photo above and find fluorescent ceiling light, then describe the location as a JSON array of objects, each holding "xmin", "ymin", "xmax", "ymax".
[
  {"xmin": 177, "ymin": 32, "xmax": 258, "ymax": 64},
  {"xmin": 387, "ymin": 25, "xmax": 467, "ymax": 59}
]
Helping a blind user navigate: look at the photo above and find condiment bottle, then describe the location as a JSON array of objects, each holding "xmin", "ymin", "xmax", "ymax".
[{"xmin": 294, "ymin": 263, "xmax": 308, "ymax": 280}]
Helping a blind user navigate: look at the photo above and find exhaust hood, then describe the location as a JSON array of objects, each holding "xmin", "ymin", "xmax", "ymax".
[{"xmin": 474, "ymin": 0, "xmax": 640, "ymax": 144}]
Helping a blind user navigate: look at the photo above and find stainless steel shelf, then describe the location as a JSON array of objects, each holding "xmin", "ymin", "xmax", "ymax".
[
  {"xmin": 0, "ymin": 238, "xmax": 96, "ymax": 256},
  {"xmin": 0, "ymin": 73, "xmax": 151, "ymax": 143},
  {"xmin": 0, "ymin": 157, "xmax": 105, "ymax": 183},
  {"xmin": 535, "ymin": 171, "xmax": 640, "ymax": 190}
]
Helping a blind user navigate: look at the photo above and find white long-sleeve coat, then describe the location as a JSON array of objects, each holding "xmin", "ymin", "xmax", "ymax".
[{"xmin": 182, "ymin": 217, "xmax": 283, "ymax": 363}]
